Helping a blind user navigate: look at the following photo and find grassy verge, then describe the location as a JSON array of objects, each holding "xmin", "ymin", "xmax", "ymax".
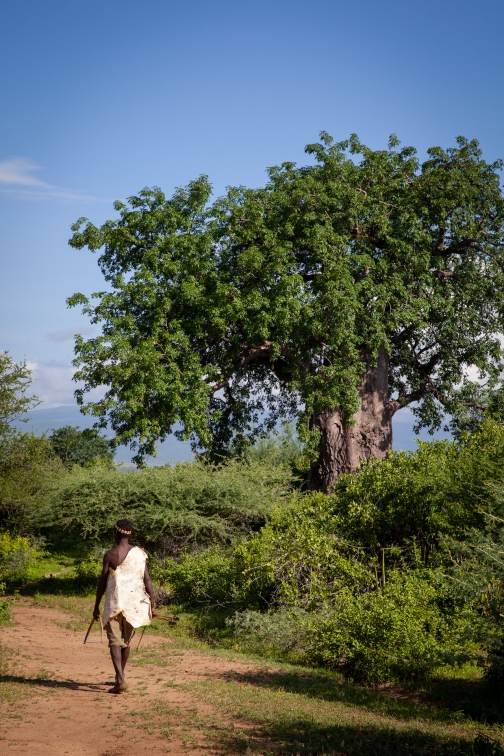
[{"xmin": 125, "ymin": 652, "xmax": 504, "ymax": 756}]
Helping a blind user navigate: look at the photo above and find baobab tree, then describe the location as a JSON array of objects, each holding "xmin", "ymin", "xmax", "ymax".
[{"xmin": 68, "ymin": 133, "xmax": 504, "ymax": 491}]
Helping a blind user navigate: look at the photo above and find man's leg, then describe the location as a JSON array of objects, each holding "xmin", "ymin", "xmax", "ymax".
[
  {"xmin": 120, "ymin": 619, "xmax": 135, "ymax": 681},
  {"xmin": 105, "ymin": 616, "xmax": 128, "ymax": 691},
  {"xmin": 121, "ymin": 645, "xmax": 130, "ymax": 678},
  {"xmin": 109, "ymin": 646, "xmax": 125, "ymax": 687}
]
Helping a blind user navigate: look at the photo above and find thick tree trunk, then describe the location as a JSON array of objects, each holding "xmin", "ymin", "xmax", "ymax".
[{"xmin": 308, "ymin": 347, "xmax": 395, "ymax": 493}]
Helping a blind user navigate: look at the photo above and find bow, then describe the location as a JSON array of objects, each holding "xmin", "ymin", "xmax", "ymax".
[{"xmin": 136, "ymin": 613, "xmax": 180, "ymax": 649}]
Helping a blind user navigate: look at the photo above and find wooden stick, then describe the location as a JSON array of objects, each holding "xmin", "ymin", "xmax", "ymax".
[
  {"xmin": 136, "ymin": 626, "xmax": 146, "ymax": 650},
  {"xmin": 99, "ymin": 615, "xmax": 104, "ymax": 644},
  {"xmin": 83, "ymin": 617, "xmax": 96, "ymax": 644}
]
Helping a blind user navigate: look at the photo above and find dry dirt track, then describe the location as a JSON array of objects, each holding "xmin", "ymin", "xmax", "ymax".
[{"xmin": 0, "ymin": 599, "xmax": 253, "ymax": 756}]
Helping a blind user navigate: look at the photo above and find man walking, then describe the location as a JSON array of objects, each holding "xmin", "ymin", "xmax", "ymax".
[{"xmin": 93, "ymin": 519, "xmax": 155, "ymax": 693}]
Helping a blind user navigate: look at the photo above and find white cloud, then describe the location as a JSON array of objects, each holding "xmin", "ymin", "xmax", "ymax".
[
  {"xmin": 0, "ymin": 156, "xmax": 108, "ymax": 202},
  {"xmin": 46, "ymin": 326, "xmax": 94, "ymax": 343},
  {"xmin": 0, "ymin": 157, "xmax": 50, "ymax": 187},
  {"xmin": 28, "ymin": 360, "xmax": 104, "ymax": 408}
]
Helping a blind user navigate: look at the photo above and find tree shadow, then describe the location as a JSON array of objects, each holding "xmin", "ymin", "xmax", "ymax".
[
  {"xmin": 216, "ymin": 714, "xmax": 501, "ymax": 756},
  {"xmin": 213, "ymin": 668, "xmax": 504, "ymax": 726},
  {"xmin": 0, "ymin": 674, "xmax": 113, "ymax": 693}
]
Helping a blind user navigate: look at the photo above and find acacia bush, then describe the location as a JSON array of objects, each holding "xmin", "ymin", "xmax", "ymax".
[
  {"xmin": 305, "ymin": 571, "xmax": 475, "ymax": 682},
  {"xmin": 43, "ymin": 458, "xmax": 295, "ymax": 553}
]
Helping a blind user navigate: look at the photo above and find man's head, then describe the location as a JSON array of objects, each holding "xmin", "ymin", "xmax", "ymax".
[{"xmin": 113, "ymin": 519, "xmax": 133, "ymax": 544}]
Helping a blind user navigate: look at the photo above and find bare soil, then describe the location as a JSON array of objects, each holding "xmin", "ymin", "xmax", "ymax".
[{"xmin": 0, "ymin": 599, "xmax": 254, "ymax": 755}]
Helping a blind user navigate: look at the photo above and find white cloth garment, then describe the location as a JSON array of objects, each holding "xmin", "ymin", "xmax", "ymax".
[{"xmin": 103, "ymin": 546, "xmax": 152, "ymax": 629}]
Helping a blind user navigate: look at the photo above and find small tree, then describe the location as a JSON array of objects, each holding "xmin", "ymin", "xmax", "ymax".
[
  {"xmin": 49, "ymin": 426, "xmax": 114, "ymax": 468},
  {"xmin": 0, "ymin": 352, "xmax": 39, "ymax": 437},
  {"xmin": 68, "ymin": 134, "xmax": 504, "ymax": 490}
]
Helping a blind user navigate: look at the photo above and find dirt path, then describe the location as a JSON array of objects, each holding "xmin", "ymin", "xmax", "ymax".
[{"xmin": 0, "ymin": 599, "xmax": 254, "ymax": 756}]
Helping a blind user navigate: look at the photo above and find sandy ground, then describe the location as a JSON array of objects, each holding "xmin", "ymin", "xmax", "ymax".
[{"xmin": 0, "ymin": 599, "xmax": 253, "ymax": 755}]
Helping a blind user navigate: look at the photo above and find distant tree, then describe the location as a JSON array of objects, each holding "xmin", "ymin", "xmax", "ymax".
[
  {"xmin": 68, "ymin": 134, "xmax": 504, "ymax": 491},
  {"xmin": 49, "ymin": 426, "xmax": 114, "ymax": 468},
  {"xmin": 0, "ymin": 352, "xmax": 39, "ymax": 437}
]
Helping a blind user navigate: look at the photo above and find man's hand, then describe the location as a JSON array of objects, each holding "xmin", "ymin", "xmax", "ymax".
[
  {"xmin": 151, "ymin": 600, "xmax": 156, "ymax": 616},
  {"xmin": 93, "ymin": 605, "xmax": 100, "ymax": 621}
]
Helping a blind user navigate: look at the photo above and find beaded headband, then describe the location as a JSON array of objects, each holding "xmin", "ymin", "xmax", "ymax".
[{"xmin": 115, "ymin": 526, "xmax": 132, "ymax": 535}]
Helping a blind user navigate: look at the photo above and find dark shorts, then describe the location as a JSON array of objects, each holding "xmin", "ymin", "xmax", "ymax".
[{"xmin": 105, "ymin": 613, "xmax": 135, "ymax": 648}]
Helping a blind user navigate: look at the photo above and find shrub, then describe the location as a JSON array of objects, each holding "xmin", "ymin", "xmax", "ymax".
[
  {"xmin": 49, "ymin": 425, "xmax": 114, "ymax": 468},
  {"xmin": 158, "ymin": 493, "xmax": 374, "ymax": 610},
  {"xmin": 0, "ymin": 431, "xmax": 64, "ymax": 533},
  {"xmin": 74, "ymin": 557, "xmax": 102, "ymax": 588},
  {"xmin": 0, "ymin": 595, "xmax": 14, "ymax": 626},
  {"xmin": 0, "ymin": 530, "xmax": 38, "ymax": 583},
  {"xmin": 228, "ymin": 607, "xmax": 312, "ymax": 653},
  {"xmin": 438, "ymin": 489, "xmax": 504, "ymax": 680},
  {"xmin": 233, "ymin": 494, "xmax": 375, "ymax": 609},
  {"xmin": 330, "ymin": 419, "xmax": 504, "ymax": 552},
  {"xmin": 230, "ymin": 571, "xmax": 475, "ymax": 683},
  {"xmin": 307, "ymin": 571, "xmax": 474, "ymax": 682},
  {"xmin": 156, "ymin": 547, "xmax": 242, "ymax": 606},
  {"xmin": 44, "ymin": 458, "xmax": 295, "ymax": 552}
]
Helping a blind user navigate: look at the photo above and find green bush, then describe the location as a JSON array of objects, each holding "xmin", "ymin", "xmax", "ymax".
[
  {"xmin": 158, "ymin": 493, "xmax": 374, "ymax": 610},
  {"xmin": 230, "ymin": 571, "xmax": 475, "ymax": 682},
  {"xmin": 44, "ymin": 458, "xmax": 295, "ymax": 552},
  {"xmin": 74, "ymin": 557, "xmax": 102, "ymax": 588},
  {"xmin": 438, "ymin": 488, "xmax": 504, "ymax": 680},
  {"xmin": 330, "ymin": 419, "xmax": 504, "ymax": 552},
  {"xmin": 0, "ymin": 530, "xmax": 38, "ymax": 583},
  {"xmin": 49, "ymin": 425, "xmax": 114, "ymax": 468},
  {"xmin": 156, "ymin": 546, "xmax": 243, "ymax": 606},
  {"xmin": 0, "ymin": 595, "xmax": 14, "ymax": 626},
  {"xmin": 228, "ymin": 607, "xmax": 312, "ymax": 653},
  {"xmin": 307, "ymin": 571, "xmax": 474, "ymax": 682},
  {"xmin": 0, "ymin": 431, "xmax": 64, "ymax": 533},
  {"xmin": 233, "ymin": 494, "xmax": 375, "ymax": 609}
]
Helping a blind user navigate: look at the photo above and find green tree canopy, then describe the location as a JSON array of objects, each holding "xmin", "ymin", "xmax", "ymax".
[
  {"xmin": 68, "ymin": 133, "xmax": 504, "ymax": 489},
  {"xmin": 49, "ymin": 426, "xmax": 114, "ymax": 468}
]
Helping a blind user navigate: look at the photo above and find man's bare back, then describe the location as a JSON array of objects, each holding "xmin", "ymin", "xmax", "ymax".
[{"xmin": 103, "ymin": 541, "xmax": 135, "ymax": 571}]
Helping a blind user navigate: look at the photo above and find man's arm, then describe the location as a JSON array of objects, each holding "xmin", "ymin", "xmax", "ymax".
[
  {"xmin": 93, "ymin": 553, "xmax": 111, "ymax": 620},
  {"xmin": 144, "ymin": 564, "xmax": 156, "ymax": 615}
]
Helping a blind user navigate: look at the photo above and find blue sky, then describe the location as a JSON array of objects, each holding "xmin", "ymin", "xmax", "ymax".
[{"xmin": 1, "ymin": 0, "xmax": 502, "ymax": 454}]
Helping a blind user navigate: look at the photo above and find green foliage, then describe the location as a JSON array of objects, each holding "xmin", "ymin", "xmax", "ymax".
[
  {"xmin": 74, "ymin": 556, "xmax": 102, "ymax": 588},
  {"xmin": 447, "ymin": 381, "xmax": 504, "ymax": 440},
  {"xmin": 0, "ymin": 598, "xmax": 13, "ymax": 626},
  {"xmin": 156, "ymin": 547, "xmax": 242, "ymax": 606},
  {"xmin": 230, "ymin": 571, "xmax": 474, "ymax": 683},
  {"xmin": 233, "ymin": 496, "xmax": 375, "ymax": 609},
  {"xmin": 44, "ymin": 458, "xmax": 294, "ymax": 552},
  {"xmin": 0, "ymin": 352, "xmax": 39, "ymax": 437},
  {"xmin": 0, "ymin": 431, "xmax": 64, "ymax": 532},
  {"xmin": 0, "ymin": 531, "xmax": 39, "ymax": 583},
  {"xmin": 438, "ymin": 481, "xmax": 504, "ymax": 680},
  {"xmin": 68, "ymin": 135, "xmax": 504, "ymax": 464},
  {"xmin": 306, "ymin": 571, "xmax": 474, "ymax": 682},
  {"xmin": 330, "ymin": 419, "xmax": 504, "ymax": 551},
  {"xmin": 245, "ymin": 423, "xmax": 305, "ymax": 466},
  {"xmin": 49, "ymin": 425, "xmax": 114, "ymax": 468}
]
